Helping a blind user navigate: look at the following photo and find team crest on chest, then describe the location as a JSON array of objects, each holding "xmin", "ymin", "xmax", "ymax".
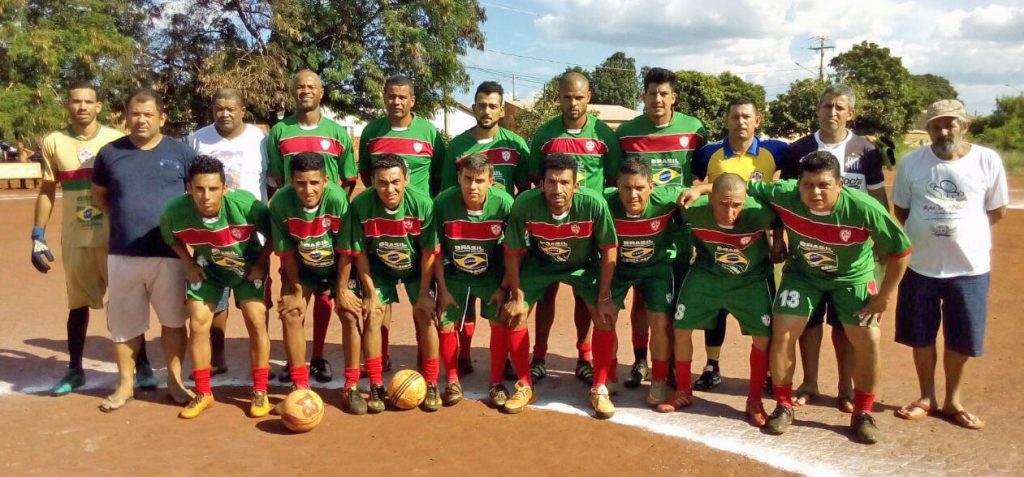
[
  {"xmin": 404, "ymin": 219, "xmax": 415, "ymax": 231},
  {"xmin": 491, "ymin": 224, "xmax": 502, "ymax": 235},
  {"xmin": 413, "ymin": 142, "xmax": 424, "ymax": 153},
  {"xmin": 231, "ymin": 228, "xmax": 243, "ymax": 240},
  {"xmin": 77, "ymin": 148, "xmax": 94, "ymax": 163},
  {"xmin": 751, "ymin": 171, "xmax": 764, "ymax": 182},
  {"xmin": 570, "ymin": 224, "xmax": 580, "ymax": 235},
  {"xmin": 840, "ymin": 229, "xmax": 851, "ymax": 242},
  {"xmin": 679, "ymin": 136, "xmax": 690, "ymax": 148},
  {"xmin": 320, "ymin": 139, "xmax": 331, "ymax": 151},
  {"xmin": 501, "ymin": 151, "xmax": 511, "ymax": 162},
  {"xmin": 321, "ymin": 217, "xmax": 332, "ymax": 228},
  {"xmin": 740, "ymin": 236, "xmax": 751, "ymax": 245},
  {"xmin": 650, "ymin": 220, "xmax": 660, "ymax": 231},
  {"xmin": 585, "ymin": 140, "xmax": 596, "ymax": 152}
]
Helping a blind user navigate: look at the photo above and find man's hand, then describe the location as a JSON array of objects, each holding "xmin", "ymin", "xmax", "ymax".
[
  {"xmin": 414, "ymin": 293, "xmax": 439, "ymax": 327},
  {"xmin": 677, "ymin": 188, "xmax": 704, "ymax": 209},
  {"xmin": 277, "ymin": 293, "xmax": 305, "ymax": 318},
  {"xmin": 184, "ymin": 261, "xmax": 206, "ymax": 284},
  {"xmin": 487, "ymin": 287, "xmax": 508, "ymax": 315},
  {"xmin": 855, "ymin": 294, "xmax": 890, "ymax": 327},
  {"xmin": 435, "ymin": 287, "xmax": 457, "ymax": 317},
  {"xmin": 245, "ymin": 261, "xmax": 267, "ymax": 283},
  {"xmin": 501, "ymin": 288, "xmax": 526, "ymax": 329},
  {"xmin": 336, "ymin": 288, "xmax": 362, "ymax": 316},
  {"xmin": 30, "ymin": 227, "xmax": 54, "ymax": 273},
  {"xmin": 595, "ymin": 295, "xmax": 618, "ymax": 329}
]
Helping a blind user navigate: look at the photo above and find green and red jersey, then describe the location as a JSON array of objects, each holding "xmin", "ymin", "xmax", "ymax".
[
  {"xmin": 505, "ymin": 187, "xmax": 617, "ymax": 273},
  {"xmin": 529, "ymin": 114, "xmax": 622, "ymax": 192},
  {"xmin": 358, "ymin": 115, "xmax": 446, "ymax": 195},
  {"xmin": 341, "ymin": 186, "xmax": 440, "ymax": 281},
  {"xmin": 434, "ymin": 185, "xmax": 513, "ymax": 283},
  {"xmin": 440, "ymin": 126, "xmax": 530, "ymax": 193},
  {"xmin": 269, "ymin": 182, "xmax": 349, "ymax": 282},
  {"xmin": 603, "ymin": 186, "xmax": 681, "ymax": 274},
  {"xmin": 160, "ymin": 189, "xmax": 270, "ymax": 287},
  {"xmin": 747, "ymin": 180, "xmax": 912, "ymax": 285},
  {"xmin": 616, "ymin": 112, "xmax": 706, "ymax": 187},
  {"xmin": 267, "ymin": 115, "xmax": 356, "ymax": 186},
  {"xmin": 683, "ymin": 195, "xmax": 776, "ymax": 283}
]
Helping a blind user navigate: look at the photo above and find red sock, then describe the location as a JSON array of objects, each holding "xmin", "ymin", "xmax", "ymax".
[
  {"xmin": 422, "ymin": 357, "xmax": 440, "ymax": 385},
  {"xmin": 532, "ymin": 344, "xmax": 547, "ymax": 363},
  {"xmin": 675, "ymin": 360, "xmax": 692, "ymax": 394},
  {"xmin": 291, "ymin": 365, "xmax": 310, "ymax": 390},
  {"xmin": 508, "ymin": 327, "xmax": 532, "ymax": 386},
  {"xmin": 577, "ymin": 341, "xmax": 593, "ymax": 362},
  {"xmin": 489, "ymin": 324, "xmax": 508, "ymax": 386},
  {"xmin": 344, "ymin": 367, "xmax": 360, "ymax": 389},
  {"xmin": 458, "ymin": 322, "xmax": 475, "ymax": 359},
  {"xmin": 591, "ymin": 329, "xmax": 615, "ymax": 387},
  {"xmin": 773, "ymin": 383, "xmax": 794, "ymax": 409},
  {"xmin": 439, "ymin": 330, "xmax": 459, "ymax": 383},
  {"xmin": 853, "ymin": 390, "xmax": 876, "ymax": 414},
  {"xmin": 252, "ymin": 367, "xmax": 269, "ymax": 393},
  {"xmin": 652, "ymin": 359, "xmax": 669, "ymax": 382},
  {"xmin": 381, "ymin": 326, "xmax": 390, "ymax": 360},
  {"xmin": 748, "ymin": 345, "xmax": 769, "ymax": 401},
  {"xmin": 632, "ymin": 332, "xmax": 649, "ymax": 351},
  {"xmin": 311, "ymin": 294, "xmax": 332, "ymax": 358},
  {"xmin": 193, "ymin": 368, "xmax": 212, "ymax": 395},
  {"xmin": 365, "ymin": 356, "xmax": 383, "ymax": 386}
]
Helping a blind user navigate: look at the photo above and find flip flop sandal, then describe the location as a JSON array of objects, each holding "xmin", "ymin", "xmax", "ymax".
[
  {"xmin": 895, "ymin": 402, "xmax": 933, "ymax": 420},
  {"xmin": 947, "ymin": 409, "xmax": 985, "ymax": 430},
  {"xmin": 99, "ymin": 395, "xmax": 134, "ymax": 413}
]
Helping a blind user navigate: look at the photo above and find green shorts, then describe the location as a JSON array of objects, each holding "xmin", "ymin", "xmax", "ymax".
[
  {"xmin": 365, "ymin": 274, "xmax": 426, "ymax": 307},
  {"xmin": 299, "ymin": 269, "xmax": 336, "ymax": 296},
  {"xmin": 674, "ymin": 269, "xmax": 773, "ymax": 336},
  {"xmin": 520, "ymin": 266, "xmax": 598, "ymax": 309},
  {"xmin": 612, "ymin": 266, "xmax": 676, "ymax": 314},
  {"xmin": 187, "ymin": 276, "xmax": 265, "ymax": 308},
  {"xmin": 442, "ymin": 278, "xmax": 501, "ymax": 325},
  {"xmin": 773, "ymin": 270, "xmax": 878, "ymax": 327}
]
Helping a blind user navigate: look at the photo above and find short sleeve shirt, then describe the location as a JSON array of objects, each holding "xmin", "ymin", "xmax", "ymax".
[
  {"xmin": 269, "ymin": 183, "xmax": 349, "ymax": 281},
  {"xmin": 267, "ymin": 115, "xmax": 356, "ymax": 186},
  {"xmin": 529, "ymin": 114, "xmax": 622, "ymax": 192},
  {"xmin": 603, "ymin": 185, "xmax": 680, "ymax": 273},
  {"xmin": 616, "ymin": 113, "xmax": 706, "ymax": 187},
  {"xmin": 692, "ymin": 136, "xmax": 788, "ymax": 183},
  {"xmin": 188, "ymin": 124, "xmax": 269, "ymax": 201},
  {"xmin": 783, "ymin": 131, "xmax": 885, "ymax": 191},
  {"xmin": 440, "ymin": 127, "xmax": 530, "ymax": 193},
  {"xmin": 434, "ymin": 185, "xmax": 514, "ymax": 283},
  {"xmin": 359, "ymin": 116, "xmax": 446, "ymax": 195},
  {"xmin": 683, "ymin": 195, "xmax": 776, "ymax": 283},
  {"xmin": 343, "ymin": 186, "xmax": 440, "ymax": 281}
]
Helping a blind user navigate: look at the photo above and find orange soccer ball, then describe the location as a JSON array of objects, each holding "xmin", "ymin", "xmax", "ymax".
[
  {"xmin": 387, "ymin": 369, "xmax": 427, "ymax": 410},
  {"xmin": 281, "ymin": 388, "xmax": 325, "ymax": 433}
]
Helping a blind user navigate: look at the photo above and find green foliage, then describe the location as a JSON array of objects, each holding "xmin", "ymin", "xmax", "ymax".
[
  {"xmin": 909, "ymin": 73, "xmax": 958, "ymax": 108},
  {"xmin": 767, "ymin": 79, "xmax": 827, "ymax": 137},
  {"xmin": 591, "ymin": 52, "xmax": 639, "ymax": 109},
  {"xmin": 672, "ymin": 70, "xmax": 766, "ymax": 137},
  {"xmin": 506, "ymin": 87, "xmax": 560, "ymax": 144},
  {"xmin": 829, "ymin": 41, "xmax": 918, "ymax": 137},
  {"xmin": 972, "ymin": 95, "xmax": 1024, "ymax": 152}
]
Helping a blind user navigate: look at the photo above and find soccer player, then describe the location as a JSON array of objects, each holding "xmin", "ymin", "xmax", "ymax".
[
  {"xmin": 616, "ymin": 67, "xmax": 705, "ymax": 388},
  {"xmin": 267, "ymin": 70, "xmax": 357, "ymax": 384},
  {"xmin": 160, "ymin": 156, "xmax": 273, "ymax": 418},
  {"xmin": 433, "ymin": 154, "xmax": 514, "ymax": 408},
  {"xmin": 663, "ymin": 173, "xmax": 776, "ymax": 428},
  {"xmin": 689, "ymin": 97, "xmax": 788, "ymax": 392},
  {"xmin": 604, "ymin": 158, "xmax": 681, "ymax": 406},
  {"xmin": 33, "ymin": 81, "xmax": 157, "ymax": 396},
  {"xmin": 503, "ymin": 154, "xmax": 618, "ymax": 418},
  {"xmin": 781, "ymin": 84, "xmax": 890, "ymax": 411},
  {"xmin": 528, "ymin": 71, "xmax": 622, "ymax": 385},
  {"xmin": 348, "ymin": 154, "xmax": 443, "ymax": 412}
]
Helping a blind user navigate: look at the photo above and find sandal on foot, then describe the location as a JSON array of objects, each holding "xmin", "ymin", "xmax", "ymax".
[
  {"xmin": 99, "ymin": 394, "xmax": 134, "ymax": 413},
  {"xmin": 793, "ymin": 389, "xmax": 816, "ymax": 406},
  {"xmin": 946, "ymin": 409, "xmax": 985, "ymax": 430},
  {"xmin": 838, "ymin": 396, "xmax": 855, "ymax": 414},
  {"xmin": 895, "ymin": 401, "xmax": 933, "ymax": 420}
]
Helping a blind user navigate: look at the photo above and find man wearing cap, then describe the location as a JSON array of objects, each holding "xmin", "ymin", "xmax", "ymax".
[{"xmin": 891, "ymin": 99, "xmax": 1007, "ymax": 430}]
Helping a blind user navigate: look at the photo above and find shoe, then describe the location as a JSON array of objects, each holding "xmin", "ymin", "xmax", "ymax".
[
  {"xmin": 442, "ymin": 382, "xmax": 464, "ymax": 407},
  {"xmin": 268, "ymin": 367, "xmax": 277, "ymax": 381},
  {"xmin": 589, "ymin": 385, "xmax": 615, "ymax": 419},
  {"xmin": 852, "ymin": 412, "xmax": 880, "ymax": 444},
  {"xmin": 503, "ymin": 381, "xmax": 536, "ymax": 414},
  {"xmin": 624, "ymin": 360, "xmax": 649, "ymax": 389},
  {"xmin": 367, "ymin": 385, "xmax": 386, "ymax": 414},
  {"xmin": 422, "ymin": 383, "xmax": 442, "ymax": 412},
  {"xmin": 488, "ymin": 383, "xmax": 510, "ymax": 408},
  {"xmin": 606, "ymin": 378, "xmax": 620, "ymax": 396},
  {"xmin": 503, "ymin": 358, "xmax": 517, "ymax": 381},
  {"xmin": 51, "ymin": 368, "xmax": 86, "ymax": 396},
  {"xmin": 458, "ymin": 357, "xmax": 474, "ymax": 376},
  {"xmin": 656, "ymin": 389, "xmax": 693, "ymax": 413},
  {"xmin": 575, "ymin": 359, "xmax": 594, "ymax": 385},
  {"xmin": 646, "ymin": 380, "xmax": 670, "ymax": 406},
  {"xmin": 135, "ymin": 364, "xmax": 159, "ymax": 391},
  {"xmin": 692, "ymin": 366, "xmax": 722, "ymax": 391},
  {"xmin": 341, "ymin": 386, "xmax": 368, "ymax": 415},
  {"xmin": 250, "ymin": 391, "xmax": 272, "ymax": 418},
  {"xmin": 178, "ymin": 393, "xmax": 214, "ymax": 419},
  {"xmin": 310, "ymin": 357, "xmax": 333, "ymax": 383},
  {"xmin": 530, "ymin": 360, "xmax": 547, "ymax": 383},
  {"xmin": 766, "ymin": 405, "xmax": 794, "ymax": 435},
  {"xmin": 278, "ymin": 364, "xmax": 292, "ymax": 384},
  {"xmin": 746, "ymin": 399, "xmax": 768, "ymax": 427}
]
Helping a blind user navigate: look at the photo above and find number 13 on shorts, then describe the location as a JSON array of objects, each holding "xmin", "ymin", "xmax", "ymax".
[{"xmin": 777, "ymin": 289, "xmax": 802, "ymax": 309}]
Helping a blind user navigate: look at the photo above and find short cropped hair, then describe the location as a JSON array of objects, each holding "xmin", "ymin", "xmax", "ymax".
[
  {"xmin": 67, "ymin": 80, "xmax": 97, "ymax": 97},
  {"xmin": 643, "ymin": 67, "xmax": 676, "ymax": 92},
  {"xmin": 618, "ymin": 157, "xmax": 652, "ymax": 180},
  {"xmin": 127, "ymin": 88, "xmax": 164, "ymax": 114},
  {"xmin": 475, "ymin": 81, "xmax": 504, "ymax": 100},
  {"xmin": 384, "ymin": 75, "xmax": 415, "ymax": 95},
  {"xmin": 188, "ymin": 155, "xmax": 226, "ymax": 183},
  {"xmin": 541, "ymin": 154, "xmax": 578, "ymax": 179},
  {"xmin": 458, "ymin": 153, "xmax": 493, "ymax": 177},
  {"xmin": 819, "ymin": 84, "xmax": 856, "ymax": 108},
  {"xmin": 727, "ymin": 96, "xmax": 758, "ymax": 115},
  {"xmin": 372, "ymin": 153, "xmax": 408, "ymax": 176},
  {"xmin": 290, "ymin": 152, "xmax": 325, "ymax": 175},
  {"xmin": 211, "ymin": 88, "xmax": 245, "ymax": 105},
  {"xmin": 797, "ymin": 150, "xmax": 842, "ymax": 181}
]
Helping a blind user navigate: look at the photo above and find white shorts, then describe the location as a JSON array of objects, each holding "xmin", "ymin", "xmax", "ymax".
[{"xmin": 106, "ymin": 255, "xmax": 187, "ymax": 342}]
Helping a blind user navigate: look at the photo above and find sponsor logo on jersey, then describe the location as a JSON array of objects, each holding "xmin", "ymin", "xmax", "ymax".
[
  {"xmin": 377, "ymin": 241, "xmax": 413, "ymax": 271},
  {"xmin": 930, "ymin": 224, "xmax": 956, "ymax": 237},
  {"xmin": 75, "ymin": 206, "xmax": 102, "ymax": 223},
  {"xmin": 653, "ymin": 167, "xmax": 681, "ymax": 186},
  {"xmin": 211, "ymin": 248, "xmax": 246, "ymax": 277},
  {"xmin": 621, "ymin": 239, "xmax": 655, "ymax": 263},
  {"xmin": 715, "ymin": 248, "xmax": 750, "ymax": 274},
  {"xmin": 538, "ymin": 241, "xmax": 571, "ymax": 262},
  {"xmin": 298, "ymin": 241, "xmax": 335, "ymax": 268},
  {"xmin": 453, "ymin": 251, "xmax": 488, "ymax": 274},
  {"xmin": 928, "ymin": 180, "xmax": 966, "ymax": 201},
  {"xmin": 798, "ymin": 241, "xmax": 838, "ymax": 272}
]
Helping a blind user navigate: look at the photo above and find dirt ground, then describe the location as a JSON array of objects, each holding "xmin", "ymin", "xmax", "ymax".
[{"xmin": 1, "ymin": 176, "xmax": 1022, "ymax": 476}]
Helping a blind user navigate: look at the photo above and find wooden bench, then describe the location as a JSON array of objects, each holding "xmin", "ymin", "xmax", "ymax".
[{"xmin": 0, "ymin": 162, "xmax": 42, "ymax": 189}]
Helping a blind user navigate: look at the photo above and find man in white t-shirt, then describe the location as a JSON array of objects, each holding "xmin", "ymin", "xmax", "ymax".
[
  {"xmin": 188, "ymin": 88, "xmax": 269, "ymax": 376},
  {"xmin": 892, "ymin": 99, "xmax": 1007, "ymax": 430}
]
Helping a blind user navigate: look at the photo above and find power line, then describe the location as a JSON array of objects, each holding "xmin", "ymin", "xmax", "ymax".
[
  {"xmin": 479, "ymin": 1, "xmax": 543, "ymax": 17},
  {"xmin": 808, "ymin": 36, "xmax": 835, "ymax": 81}
]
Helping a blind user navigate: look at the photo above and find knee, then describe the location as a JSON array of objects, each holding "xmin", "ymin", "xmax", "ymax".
[
  {"xmin": 412, "ymin": 311, "xmax": 433, "ymax": 328},
  {"xmin": 280, "ymin": 310, "xmax": 303, "ymax": 329}
]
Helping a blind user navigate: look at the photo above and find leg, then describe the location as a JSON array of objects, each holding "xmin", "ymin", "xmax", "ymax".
[
  {"xmin": 104, "ymin": 336, "xmax": 142, "ymax": 409},
  {"xmin": 695, "ymin": 310, "xmax": 727, "ymax": 391},
  {"xmin": 937, "ymin": 273, "xmax": 989, "ymax": 428},
  {"xmin": 438, "ymin": 319, "xmax": 462, "ymax": 406},
  {"xmin": 310, "ymin": 293, "xmax": 334, "ymax": 382},
  {"xmin": 940, "ymin": 349, "xmax": 972, "ymax": 414},
  {"xmin": 843, "ymin": 323, "xmax": 883, "ymax": 443},
  {"xmin": 795, "ymin": 303, "xmax": 826, "ymax": 404},
  {"xmin": 530, "ymin": 284, "xmax": 558, "ymax": 381},
  {"xmin": 161, "ymin": 325, "xmax": 190, "ymax": 403},
  {"xmin": 587, "ymin": 300, "xmax": 617, "ymax": 419},
  {"xmin": 894, "ymin": 268, "xmax": 942, "ymax": 418},
  {"xmin": 179, "ymin": 300, "xmax": 216, "ymax": 419},
  {"xmin": 503, "ymin": 303, "xmax": 536, "ymax": 415},
  {"xmin": 767, "ymin": 314, "xmax": 808, "ymax": 434},
  {"xmin": 458, "ymin": 296, "xmax": 477, "ymax": 374},
  {"xmin": 280, "ymin": 290, "xmax": 312, "ymax": 390},
  {"xmin": 625, "ymin": 290, "xmax": 650, "ymax": 388},
  {"xmin": 832, "ymin": 323, "xmax": 855, "ymax": 411},
  {"xmin": 52, "ymin": 307, "xmax": 90, "ymax": 396},
  {"xmin": 210, "ymin": 287, "xmax": 230, "ymax": 374}
]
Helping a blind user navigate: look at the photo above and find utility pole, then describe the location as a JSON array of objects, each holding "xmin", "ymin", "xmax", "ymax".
[
  {"xmin": 808, "ymin": 36, "xmax": 834, "ymax": 81},
  {"xmin": 512, "ymin": 74, "xmax": 517, "ymax": 101}
]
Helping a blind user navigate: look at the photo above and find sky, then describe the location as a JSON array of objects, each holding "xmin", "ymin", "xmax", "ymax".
[{"xmin": 457, "ymin": 0, "xmax": 1024, "ymax": 116}]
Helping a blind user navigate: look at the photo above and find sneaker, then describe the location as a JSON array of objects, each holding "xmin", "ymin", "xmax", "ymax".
[
  {"xmin": 575, "ymin": 359, "xmax": 594, "ymax": 385},
  {"xmin": 367, "ymin": 385, "xmax": 386, "ymax": 414},
  {"xmin": 503, "ymin": 358, "xmax": 517, "ymax": 381},
  {"xmin": 646, "ymin": 380, "xmax": 670, "ymax": 406},
  {"xmin": 503, "ymin": 381, "xmax": 536, "ymax": 414},
  {"xmin": 530, "ymin": 360, "xmax": 547, "ymax": 383},
  {"xmin": 421, "ymin": 383, "xmax": 442, "ymax": 412},
  {"xmin": 656, "ymin": 389, "xmax": 693, "ymax": 413},
  {"xmin": 457, "ymin": 357, "xmax": 474, "ymax": 376},
  {"xmin": 692, "ymin": 366, "xmax": 722, "ymax": 391},
  {"xmin": 746, "ymin": 399, "xmax": 768, "ymax": 427},
  {"xmin": 488, "ymin": 383, "xmax": 510, "ymax": 408},
  {"xmin": 765, "ymin": 405, "xmax": 794, "ymax": 435},
  {"xmin": 443, "ymin": 382, "xmax": 464, "ymax": 407},
  {"xmin": 250, "ymin": 391, "xmax": 272, "ymax": 418},
  {"xmin": 589, "ymin": 385, "xmax": 615, "ymax": 419},
  {"xmin": 852, "ymin": 412, "xmax": 880, "ymax": 444},
  {"xmin": 624, "ymin": 360, "xmax": 649, "ymax": 389},
  {"xmin": 51, "ymin": 368, "xmax": 86, "ymax": 396},
  {"xmin": 178, "ymin": 393, "xmax": 214, "ymax": 419},
  {"xmin": 135, "ymin": 364, "xmax": 159, "ymax": 391},
  {"xmin": 341, "ymin": 386, "xmax": 368, "ymax": 415},
  {"xmin": 310, "ymin": 357, "xmax": 333, "ymax": 383},
  {"xmin": 278, "ymin": 364, "xmax": 292, "ymax": 384}
]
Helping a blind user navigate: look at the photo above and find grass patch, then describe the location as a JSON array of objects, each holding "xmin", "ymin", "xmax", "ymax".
[{"xmin": 999, "ymin": 149, "xmax": 1024, "ymax": 175}]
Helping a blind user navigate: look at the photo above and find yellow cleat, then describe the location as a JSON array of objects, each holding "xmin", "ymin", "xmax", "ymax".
[
  {"xmin": 250, "ymin": 391, "xmax": 272, "ymax": 418},
  {"xmin": 178, "ymin": 393, "xmax": 214, "ymax": 419},
  {"xmin": 590, "ymin": 385, "xmax": 616, "ymax": 419},
  {"xmin": 502, "ymin": 381, "xmax": 537, "ymax": 414}
]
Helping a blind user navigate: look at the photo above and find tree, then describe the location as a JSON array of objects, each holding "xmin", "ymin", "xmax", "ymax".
[
  {"xmin": 767, "ymin": 79, "xmax": 827, "ymax": 137},
  {"xmin": 591, "ymin": 52, "xmax": 638, "ymax": 108},
  {"xmin": 971, "ymin": 95, "xmax": 1024, "ymax": 151},
  {"xmin": 672, "ymin": 70, "xmax": 765, "ymax": 137},
  {"xmin": 829, "ymin": 41, "xmax": 918, "ymax": 137},
  {"xmin": 909, "ymin": 73, "xmax": 959, "ymax": 110}
]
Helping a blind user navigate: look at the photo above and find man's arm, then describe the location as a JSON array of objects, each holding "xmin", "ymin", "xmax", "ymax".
[
  {"xmin": 868, "ymin": 187, "xmax": 890, "ymax": 213},
  {"xmin": 893, "ymin": 206, "xmax": 909, "ymax": 225},
  {"xmin": 33, "ymin": 181, "xmax": 57, "ymax": 229},
  {"xmin": 988, "ymin": 206, "xmax": 1007, "ymax": 226},
  {"xmin": 91, "ymin": 184, "xmax": 110, "ymax": 214},
  {"xmin": 857, "ymin": 251, "xmax": 910, "ymax": 326}
]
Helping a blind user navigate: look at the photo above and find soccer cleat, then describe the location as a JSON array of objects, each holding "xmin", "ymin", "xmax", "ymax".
[
  {"xmin": 488, "ymin": 383, "xmax": 510, "ymax": 408},
  {"xmin": 589, "ymin": 385, "xmax": 615, "ymax": 419},
  {"xmin": 135, "ymin": 363, "xmax": 159, "ymax": 391},
  {"xmin": 457, "ymin": 357, "xmax": 474, "ymax": 376},
  {"xmin": 503, "ymin": 358, "xmax": 517, "ymax": 381},
  {"xmin": 309, "ymin": 357, "xmax": 333, "ymax": 383},
  {"xmin": 51, "ymin": 368, "xmax": 86, "ymax": 396},
  {"xmin": 249, "ymin": 391, "xmax": 272, "ymax": 418},
  {"xmin": 530, "ymin": 360, "xmax": 547, "ymax": 383},
  {"xmin": 692, "ymin": 365, "xmax": 722, "ymax": 391},
  {"xmin": 624, "ymin": 360, "xmax": 649, "ymax": 389},
  {"xmin": 442, "ymin": 382, "xmax": 464, "ymax": 407},
  {"xmin": 422, "ymin": 383, "xmax": 442, "ymax": 412},
  {"xmin": 656, "ymin": 389, "xmax": 694, "ymax": 413},
  {"xmin": 575, "ymin": 360, "xmax": 595, "ymax": 385},
  {"xmin": 852, "ymin": 412, "xmax": 880, "ymax": 444},
  {"xmin": 746, "ymin": 399, "xmax": 769, "ymax": 427},
  {"xmin": 178, "ymin": 393, "xmax": 214, "ymax": 419},
  {"xmin": 367, "ymin": 385, "xmax": 386, "ymax": 414},
  {"xmin": 646, "ymin": 380, "xmax": 670, "ymax": 406},
  {"xmin": 503, "ymin": 381, "xmax": 536, "ymax": 414},
  {"xmin": 341, "ymin": 386, "xmax": 368, "ymax": 415},
  {"xmin": 766, "ymin": 405, "xmax": 794, "ymax": 435}
]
